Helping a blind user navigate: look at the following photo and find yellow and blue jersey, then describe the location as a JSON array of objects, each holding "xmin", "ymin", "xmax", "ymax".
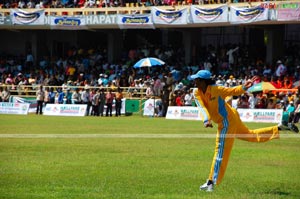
[{"xmin": 193, "ymin": 85, "xmax": 246, "ymax": 125}]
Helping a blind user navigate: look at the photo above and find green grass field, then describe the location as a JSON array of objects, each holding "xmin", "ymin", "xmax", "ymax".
[{"xmin": 0, "ymin": 114, "xmax": 300, "ymax": 199}]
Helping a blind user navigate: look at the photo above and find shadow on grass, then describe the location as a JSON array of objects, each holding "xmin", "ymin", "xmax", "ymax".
[{"xmin": 266, "ymin": 190, "xmax": 290, "ymax": 196}]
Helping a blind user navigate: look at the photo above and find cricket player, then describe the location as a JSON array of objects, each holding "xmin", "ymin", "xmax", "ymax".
[{"xmin": 190, "ymin": 70, "xmax": 280, "ymax": 192}]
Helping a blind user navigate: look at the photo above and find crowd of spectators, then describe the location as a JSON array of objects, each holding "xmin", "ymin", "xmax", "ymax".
[
  {"xmin": 0, "ymin": 41, "xmax": 299, "ymax": 116},
  {"xmin": 0, "ymin": 0, "xmax": 233, "ymax": 9}
]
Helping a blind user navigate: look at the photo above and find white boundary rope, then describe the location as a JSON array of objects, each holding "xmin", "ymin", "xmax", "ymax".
[{"xmin": 0, "ymin": 134, "xmax": 299, "ymax": 138}]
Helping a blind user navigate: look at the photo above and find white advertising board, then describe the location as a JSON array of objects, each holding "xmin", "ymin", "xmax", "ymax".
[
  {"xmin": 44, "ymin": 104, "xmax": 87, "ymax": 116},
  {"xmin": 0, "ymin": 102, "xmax": 30, "ymax": 115},
  {"xmin": 166, "ymin": 106, "xmax": 282, "ymax": 123}
]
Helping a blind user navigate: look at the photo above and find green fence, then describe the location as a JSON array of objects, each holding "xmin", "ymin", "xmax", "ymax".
[{"xmin": 125, "ymin": 99, "xmax": 147, "ymax": 114}]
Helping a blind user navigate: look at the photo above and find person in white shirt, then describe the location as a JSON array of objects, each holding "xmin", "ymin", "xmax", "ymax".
[
  {"xmin": 275, "ymin": 60, "xmax": 287, "ymax": 77},
  {"xmin": 36, "ymin": 85, "xmax": 45, "ymax": 115},
  {"xmin": 27, "ymin": 0, "xmax": 36, "ymax": 8},
  {"xmin": 226, "ymin": 45, "xmax": 239, "ymax": 67},
  {"xmin": 184, "ymin": 89, "xmax": 193, "ymax": 106},
  {"xmin": 248, "ymin": 93, "xmax": 258, "ymax": 109},
  {"xmin": 81, "ymin": 86, "xmax": 91, "ymax": 115},
  {"xmin": 18, "ymin": 0, "xmax": 26, "ymax": 8},
  {"xmin": 72, "ymin": 88, "xmax": 81, "ymax": 104},
  {"xmin": 145, "ymin": 82, "xmax": 153, "ymax": 98}
]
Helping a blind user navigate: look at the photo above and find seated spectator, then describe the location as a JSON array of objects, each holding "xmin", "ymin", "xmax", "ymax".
[
  {"xmin": 61, "ymin": 0, "xmax": 69, "ymax": 7},
  {"xmin": 237, "ymin": 95, "xmax": 249, "ymax": 109},
  {"xmin": 85, "ymin": 0, "xmax": 95, "ymax": 7},
  {"xmin": 145, "ymin": 81, "xmax": 153, "ymax": 98},
  {"xmin": 78, "ymin": 0, "xmax": 86, "ymax": 7},
  {"xmin": 283, "ymin": 79, "xmax": 293, "ymax": 89},
  {"xmin": 266, "ymin": 98, "xmax": 276, "ymax": 109},
  {"xmin": 184, "ymin": 89, "xmax": 193, "ymax": 106},
  {"xmin": 18, "ymin": 0, "xmax": 26, "ymax": 8},
  {"xmin": 27, "ymin": 0, "xmax": 36, "ymax": 8},
  {"xmin": 175, "ymin": 91, "xmax": 183, "ymax": 106},
  {"xmin": 255, "ymin": 98, "xmax": 265, "ymax": 109}
]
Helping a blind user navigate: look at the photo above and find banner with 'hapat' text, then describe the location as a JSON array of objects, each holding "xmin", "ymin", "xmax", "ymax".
[
  {"xmin": 151, "ymin": 7, "xmax": 188, "ymax": 25},
  {"xmin": 229, "ymin": 5, "xmax": 268, "ymax": 24},
  {"xmin": 190, "ymin": 5, "xmax": 228, "ymax": 23}
]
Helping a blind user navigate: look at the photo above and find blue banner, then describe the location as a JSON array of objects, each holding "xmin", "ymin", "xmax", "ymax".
[{"xmin": 117, "ymin": 14, "xmax": 155, "ymax": 29}]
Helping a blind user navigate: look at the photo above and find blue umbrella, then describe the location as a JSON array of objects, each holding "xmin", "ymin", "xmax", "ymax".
[{"xmin": 133, "ymin": 57, "xmax": 165, "ymax": 68}]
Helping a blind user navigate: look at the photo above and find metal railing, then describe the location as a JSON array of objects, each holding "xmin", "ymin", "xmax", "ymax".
[
  {"xmin": 0, "ymin": 84, "xmax": 148, "ymax": 100},
  {"xmin": 0, "ymin": 1, "xmax": 283, "ymax": 16}
]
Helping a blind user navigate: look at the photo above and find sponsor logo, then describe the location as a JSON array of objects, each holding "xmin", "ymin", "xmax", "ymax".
[
  {"xmin": 195, "ymin": 8, "xmax": 223, "ymax": 20},
  {"xmin": 54, "ymin": 17, "xmax": 81, "ymax": 26},
  {"xmin": 235, "ymin": 7, "xmax": 265, "ymax": 20},
  {"xmin": 155, "ymin": 10, "xmax": 183, "ymax": 23},
  {"xmin": 121, "ymin": 16, "xmax": 149, "ymax": 24},
  {"xmin": 13, "ymin": 10, "xmax": 41, "ymax": 24}
]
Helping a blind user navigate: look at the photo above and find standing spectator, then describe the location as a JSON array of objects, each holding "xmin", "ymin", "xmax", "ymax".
[
  {"xmin": 166, "ymin": 72, "xmax": 175, "ymax": 89},
  {"xmin": 65, "ymin": 88, "xmax": 72, "ymax": 104},
  {"xmin": 92, "ymin": 89, "xmax": 100, "ymax": 116},
  {"xmin": 248, "ymin": 93, "xmax": 258, "ymax": 109},
  {"xmin": 169, "ymin": 89, "xmax": 176, "ymax": 106},
  {"xmin": 226, "ymin": 45, "xmax": 239, "ymax": 68},
  {"xmin": 81, "ymin": 86, "xmax": 91, "ymax": 115},
  {"xmin": 0, "ymin": 87, "xmax": 3, "ymax": 102},
  {"xmin": 153, "ymin": 76, "xmax": 163, "ymax": 97},
  {"xmin": 25, "ymin": 50, "xmax": 34, "ymax": 71},
  {"xmin": 161, "ymin": 85, "xmax": 170, "ymax": 117},
  {"xmin": 275, "ymin": 60, "xmax": 287, "ymax": 78},
  {"xmin": 72, "ymin": 88, "xmax": 81, "ymax": 104},
  {"xmin": 1, "ymin": 87, "xmax": 10, "ymax": 102},
  {"xmin": 57, "ymin": 88, "xmax": 65, "ymax": 104},
  {"xmin": 36, "ymin": 85, "xmax": 45, "ymax": 115},
  {"xmin": 115, "ymin": 87, "xmax": 123, "ymax": 117},
  {"xmin": 105, "ymin": 89, "xmax": 114, "ymax": 117},
  {"xmin": 44, "ymin": 87, "xmax": 49, "ymax": 106},
  {"xmin": 99, "ymin": 88, "xmax": 106, "ymax": 116},
  {"xmin": 48, "ymin": 87, "xmax": 56, "ymax": 104}
]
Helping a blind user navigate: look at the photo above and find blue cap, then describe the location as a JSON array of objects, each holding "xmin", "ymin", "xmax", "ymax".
[{"xmin": 190, "ymin": 70, "xmax": 212, "ymax": 80}]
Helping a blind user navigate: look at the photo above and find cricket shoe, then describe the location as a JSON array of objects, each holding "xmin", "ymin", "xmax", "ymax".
[
  {"xmin": 288, "ymin": 123, "xmax": 299, "ymax": 133},
  {"xmin": 200, "ymin": 179, "xmax": 214, "ymax": 192},
  {"xmin": 277, "ymin": 123, "xmax": 283, "ymax": 131},
  {"xmin": 277, "ymin": 123, "xmax": 286, "ymax": 131}
]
